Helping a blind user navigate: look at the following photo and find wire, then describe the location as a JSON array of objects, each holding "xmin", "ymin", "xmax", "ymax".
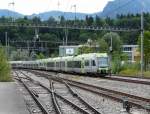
[{"xmin": 63, "ymin": 0, "xmax": 71, "ymax": 18}]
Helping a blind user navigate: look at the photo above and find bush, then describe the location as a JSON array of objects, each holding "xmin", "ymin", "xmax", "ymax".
[
  {"xmin": 119, "ymin": 69, "xmax": 139, "ymax": 76},
  {"xmin": 119, "ymin": 62, "xmax": 140, "ymax": 76},
  {"xmin": 111, "ymin": 60, "xmax": 121, "ymax": 74},
  {"xmin": 119, "ymin": 62, "xmax": 150, "ymax": 77},
  {"xmin": 120, "ymin": 62, "xmax": 140, "ymax": 71},
  {"xmin": 0, "ymin": 48, "xmax": 12, "ymax": 82}
]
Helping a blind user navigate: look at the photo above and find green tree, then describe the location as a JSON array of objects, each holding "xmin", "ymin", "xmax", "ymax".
[
  {"xmin": 103, "ymin": 32, "xmax": 123, "ymax": 74},
  {"xmin": 78, "ymin": 46, "xmax": 94, "ymax": 55},
  {"xmin": 85, "ymin": 15, "xmax": 94, "ymax": 26},
  {"xmin": 98, "ymin": 38, "xmax": 109, "ymax": 52},
  {"xmin": 0, "ymin": 48, "xmax": 11, "ymax": 81},
  {"xmin": 138, "ymin": 31, "xmax": 150, "ymax": 71},
  {"xmin": 103, "ymin": 32, "xmax": 122, "ymax": 53},
  {"xmin": 10, "ymin": 49, "xmax": 29, "ymax": 61},
  {"xmin": 95, "ymin": 15, "xmax": 105, "ymax": 26},
  {"xmin": 36, "ymin": 53, "xmax": 45, "ymax": 59}
]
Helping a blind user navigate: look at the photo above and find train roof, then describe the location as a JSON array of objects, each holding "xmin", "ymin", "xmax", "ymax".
[
  {"xmin": 9, "ymin": 53, "xmax": 108, "ymax": 64},
  {"xmin": 9, "ymin": 61, "xmax": 23, "ymax": 64},
  {"xmin": 74, "ymin": 53, "xmax": 108, "ymax": 59}
]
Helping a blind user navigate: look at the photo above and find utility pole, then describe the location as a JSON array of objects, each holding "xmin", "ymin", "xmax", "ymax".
[
  {"xmin": 110, "ymin": 33, "xmax": 113, "ymax": 52},
  {"xmin": 73, "ymin": 5, "xmax": 77, "ymax": 25},
  {"xmin": 65, "ymin": 27, "xmax": 68, "ymax": 46},
  {"xmin": 109, "ymin": 32, "xmax": 113, "ymax": 76},
  {"xmin": 7, "ymin": 37, "xmax": 9, "ymax": 60},
  {"xmin": 8, "ymin": 1, "xmax": 15, "ymax": 22},
  {"xmin": 5, "ymin": 32, "xmax": 8, "ymax": 58},
  {"xmin": 57, "ymin": 0, "xmax": 60, "ymax": 23},
  {"xmin": 27, "ymin": 40, "xmax": 30, "ymax": 59},
  {"xmin": 64, "ymin": 11, "xmax": 68, "ymax": 46},
  {"xmin": 140, "ymin": 10, "xmax": 144, "ymax": 77},
  {"xmin": 63, "ymin": 37, "xmax": 65, "ymax": 46}
]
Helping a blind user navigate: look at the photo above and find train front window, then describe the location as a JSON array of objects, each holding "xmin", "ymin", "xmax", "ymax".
[{"xmin": 98, "ymin": 57, "xmax": 108, "ymax": 67}]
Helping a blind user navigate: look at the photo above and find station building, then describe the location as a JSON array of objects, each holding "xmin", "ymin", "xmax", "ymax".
[{"xmin": 122, "ymin": 45, "xmax": 140, "ymax": 63}]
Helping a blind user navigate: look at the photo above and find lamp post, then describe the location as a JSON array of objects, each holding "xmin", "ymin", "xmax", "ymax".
[{"xmin": 140, "ymin": 3, "xmax": 144, "ymax": 77}]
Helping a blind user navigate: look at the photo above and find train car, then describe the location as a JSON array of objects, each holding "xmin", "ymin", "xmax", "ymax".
[
  {"xmin": 37, "ymin": 59, "xmax": 48, "ymax": 70},
  {"xmin": 10, "ymin": 61, "xmax": 23, "ymax": 69},
  {"xmin": 65, "ymin": 53, "xmax": 109, "ymax": 75},
  {"xmin": 81, "ymin": 53, "xmax": 109, "ymax": 74},
  {"xmin": 10, "ymin": 53, "xmax": 110, "ymax": 76}
]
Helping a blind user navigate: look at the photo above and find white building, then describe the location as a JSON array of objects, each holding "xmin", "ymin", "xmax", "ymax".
[{"xmin": 122, "ymin": 45, "xmax": 139, "ymax": 62}]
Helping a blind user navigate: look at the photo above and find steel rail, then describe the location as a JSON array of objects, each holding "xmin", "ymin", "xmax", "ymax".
[
  {"xmin": 50, "ymin": 80, "xmax": 63, "ymax": 114},
  {"xmin": 15, "ymin": 72, "xmax": 50, "ymax": 114},
  {"xmin": 20, "ymin": 71, "xmax": 93, "ymax": 114},
  {"xmin": 63, "ymin": 81, "xmax": 102, "ymax": 114},
  {"xmin": 104, "ymin": 76, "xmax": 150, "ymax": 85},
  {"xmin": 29, "ymin": 70, "xmax": 150, "ymax": 111},
  {"xmin": 25, "ymin": 69, "xmax": 150, "ymax": 85},
  {"xmin": 40, "ymin": 82, "xmax": 91, "ymax": 114}
]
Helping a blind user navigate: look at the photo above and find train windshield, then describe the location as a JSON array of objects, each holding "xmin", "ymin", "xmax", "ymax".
[{"xmin": 98, "ymin": 57, "xmax": 109, "ymax": 67}]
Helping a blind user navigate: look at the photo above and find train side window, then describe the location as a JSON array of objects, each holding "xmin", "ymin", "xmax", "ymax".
[
  {"xmin": 92, "ymin": 60, "xmax": 96, "ymax": 66},
  {"xmin": 67, "ymin": 61, "xmax": 73, "ymax": 68},
  {"xmin": 85, "ymin": 60, "xmax": 89, "ymax": 66},
  {"xmin": 47, "ymin": 62, "xmax": 54, "ymax": 67},
  {"xmin": 74, "ymin": 61, "xmax": 81, "ymax": 68},
  {"xmin": 61, "ymin": 62, "xmax": 65, "ymax": 67}
]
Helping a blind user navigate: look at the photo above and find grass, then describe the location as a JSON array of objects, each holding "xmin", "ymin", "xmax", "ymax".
[
  {"xmin": 144, "ymin": 71, "xmax": 150, "ymax": 78},
  {"xmin": 119, "ymin": 69, "xmax": 150, "ymax": 78},
  {"xmin": 0, "ymin": 65, "xmax": 12, "ymax": 82},
  {"xmin": 119, "ymin": 69, "xmax": 139, "ymax": 76}
]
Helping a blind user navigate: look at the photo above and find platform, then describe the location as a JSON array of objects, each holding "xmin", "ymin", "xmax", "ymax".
[{"xmin": 0, "ymin": 82, "xmax": 29, "ymax": 114}]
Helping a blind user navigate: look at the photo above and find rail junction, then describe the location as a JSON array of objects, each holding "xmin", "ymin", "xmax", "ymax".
[{"xmin": 12, "ymin": 69, "xmax": 150, "ymax": 114}]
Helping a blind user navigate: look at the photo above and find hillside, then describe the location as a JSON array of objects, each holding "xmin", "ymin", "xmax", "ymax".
[
  {"xmin": 0, "ymin": 9, "xmax": 23, "ymax": 18},
  {"xmin": 31, "ymin": 11, "xmax": 89, "ymax": 20},
  {"xmin": 100, "ymin": 0, "xmax": 150, "ymax": 18}
]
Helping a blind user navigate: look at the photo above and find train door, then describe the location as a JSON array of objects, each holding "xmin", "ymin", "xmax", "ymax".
[
  {"xmin": 91, "ymin": 59, "xmax": 97, "ymax": 73},
  {"xmin": 84, "ymin": 59, "xmax": 90, "ymax": 73}
]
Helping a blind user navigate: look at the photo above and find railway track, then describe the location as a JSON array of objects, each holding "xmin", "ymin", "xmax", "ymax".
[
  {"xmin": 16, "ymin": 72, "xmax": 55, "ymax": 114},
  {"xmin": 22, "ymin": 69, "xmax": 150, "ymax": 85},
  {"xmin": 16, "ymin": 71, "xmax": 103, "ymax": 114},
  {"xmin": 28, "ymin": 70, "xmax": 150, "ymax": 112},
  {"xmin": 54, "ymin": 80, "xmax": 101, "ymax": 114},
  {"xmin": 104, "ymin": 76, "xmax": 150, "ymax": 85}
]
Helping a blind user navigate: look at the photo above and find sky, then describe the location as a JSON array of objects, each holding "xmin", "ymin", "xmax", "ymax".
[{"xmin": 0, "ymin": 0, "xmax": 113, "ymax": 15}]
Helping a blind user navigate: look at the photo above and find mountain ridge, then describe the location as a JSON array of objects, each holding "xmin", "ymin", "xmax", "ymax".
[
  {"xmin": 1, "ymin": 0, "xmax": 150, "ymax": 20},
  {"xmin": 0, "ymin": 9, "xmax": 23, "ymax": 18},
  {"xmin": 100, "ymin": 0, "xmax": 150, "ymax": 17}
]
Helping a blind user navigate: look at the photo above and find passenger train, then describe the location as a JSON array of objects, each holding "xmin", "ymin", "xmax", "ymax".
[{"xmin": 10, "ymin": 53, "xmax": 110, "ymax": 76}]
